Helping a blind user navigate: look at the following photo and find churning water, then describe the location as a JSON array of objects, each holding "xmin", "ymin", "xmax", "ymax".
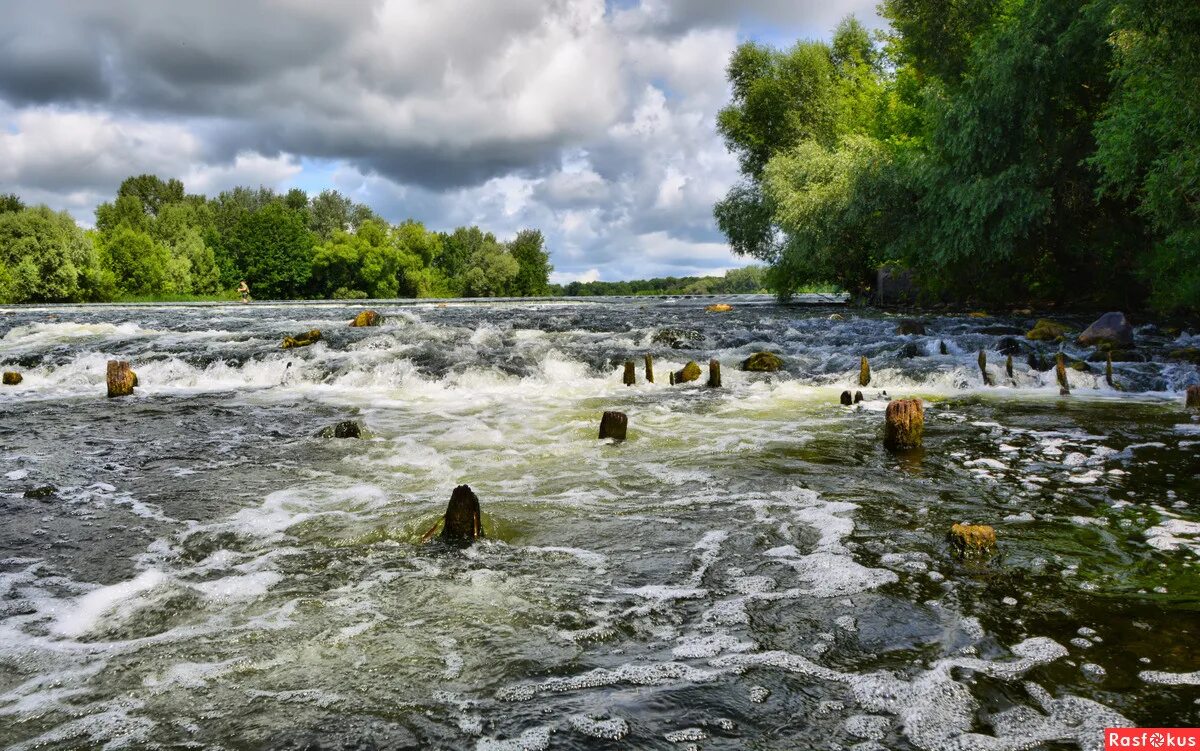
[{"xmin": 0, "ymin": 297, "xmax": 1197, "ymax": 750}]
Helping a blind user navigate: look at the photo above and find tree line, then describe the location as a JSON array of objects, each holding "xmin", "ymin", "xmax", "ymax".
[
  {"xmin": 550, "ymin": 265, "xmax": 770, "ymax": 297},
  {"xmin": 715, "ymin": 0, "xmax": 1198, "ymax": 313},
  {"xmin": 0, "ymin": 176, "xmax": 552, "ymax": 302}
]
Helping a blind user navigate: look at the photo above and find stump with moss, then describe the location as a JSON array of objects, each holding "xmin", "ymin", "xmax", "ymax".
[
  {"xmin": 350, "ymin": 310, "xmax": 382, "ymax": 327},
  {"xmin": 883, "ymin": 398, "xmax": 923, "ymax": 450},
  {"xmin": 859, "ymin": 356, "xmax": 871, "ymax": 387},
  {"xmin": 599, "ymin": 411, "xmax": 628, "ymax": 440},
  {"xmin": 948, "ymin": 523, "xmax": 996, "ymax": 555},
  {"xmin": 644, "ymin": 354, "xmax": 654, "ymax": 383},
  {"xmin": 282, "ymin": 329, "xmax": 322, "ymax": 349},
  {"xmin": 707, "ymin": 359, "xmax": 721, "ymax": 388},
  {"xmin": 623, "ymin": 361, "xmax": 636, "ymax": 386},
  {"xmin": 1056, "ymin": 353, "xmax": 1070, "ymax": 394},
  {"xmin": 106, "ymin": 360, "xmax": 136, "ymax": 398},
  {"xmin": 741, "ymin": 352, "xmax": 783, "ymax": 372},
  {"xmin": 2, "ymin": 372, "xmax": 22, "ymax": 386}
]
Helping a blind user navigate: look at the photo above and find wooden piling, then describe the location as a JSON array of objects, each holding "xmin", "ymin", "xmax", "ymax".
[
  {"xmin": 1055, "ymin": 353, "xmax": 1070, "ymax": 394},
  {"xmin": 669, "ymin": 371, "xmax": 675, "ymax": 385},
  {"xmin": 1105, "ymin": 352, "xmax": 1114, "ymax": 388},
  {"xmin": 978, "ymin": 350, "xmax": 990, "ymax": 386},
  {"xmin": 1005, "ymin": 355, "xmax": 1014, "ymax": 380},
  {"xmin": 599, "ymin": 410, "xmax": 628, "ymax": 440},
  {"xmin": 1187, "ymin": 385, "xmax": 1200, "ymax": 409},
  {"xmin": 859, "ymin": 356, "xmax": 871, "ymax": 387},
  {"xmin": 854, "ymin": 391, "xmax": 863, "ymax": 404},
  {"xmin": 939, "ymin": 340, "xmax": 949, "ymax": 356},
  {"xmin": 106, "ymin": 360, "xmax": 136, "ymax": 398},
  {"xmin": 644, "ymin": 354, "xmax": 654, "ymax": 383},
  {"xmin": 884, "ymin": 399, "xmax": 924, "ymax": 451},
  {"xmin": 840, "ymin": 390, "xmax": 853, "ymax": 406},
  {"xmin": 623, "ymin": 361, "xmax": 636, "ymax": 386},
  {"xmin": 707, "ymin": 359, "xmax": 721, "ymax": 388},
  {"xmin": 439, "ymin": 485, "xmax": 484, "ymax": 545}
]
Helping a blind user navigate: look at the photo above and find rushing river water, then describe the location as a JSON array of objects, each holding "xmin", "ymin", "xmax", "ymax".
[{"xmin": 0, "ymin": 297, "xmax": 1197, "ymax": 750}]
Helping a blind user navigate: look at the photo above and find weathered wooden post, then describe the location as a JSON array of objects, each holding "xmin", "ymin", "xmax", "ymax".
[
  {"xmin": 2, "ymin": 372, "xmax": 22, "ymax": 386},
  {"xmin": 623, "ymin": 361, "xmax": 636, "ymax": 386},
  {"xmin": 644, "ymin": 354, "xmax": 654, "ymax": 383},
  {"xmin": 840, "ymin": 390, "xmax": 853, "ymax": 406},
  {"xmin": 939, "ymin": 340, "xmax": 949, "ymax": 356},
  {"xmin": 707, "ymin": 359, "xmax": 721, "ymax": 388},
  {"xmin": 978, "ymin": 350, "xmax": 991, "ymax": 386},
  {"xmin": 1056, "ymin": 353, "xmax": 1070, "ymax": 395},
  {"xmin": 439, "ymin": 485, "xmax": 483, "ymax": 545},
  {"xmin": 884, "ymin": 399, "xmax": 924, "ymax": 451},
  {"xmin": 599, "ymin": 411, "xmax": 628, "ymax": 440},
  {"xmin": 1187, "ymin": 385, "xmax": 1200, "ymax": 409},
  {"xmin": 1105, "ymin": 352, "xmax": 1114, "ymax": 388},
  {"xmin": 1005, "ymin": 355, "xmax": 1014, "ymax": 380},
  {"xmin": 106, "ymin": 360, "xmax": 136, "ymax": 398},
  {"xmin": 854, "ymin": 391, "xmax": 864, "ymax": 404},
  {"xmin": 669, "ymin": 372, "xmax": 675, "ymax": 385},
  {"xmin": 859, "ymin": 356, "xmax": 871, "ymax": 387}
]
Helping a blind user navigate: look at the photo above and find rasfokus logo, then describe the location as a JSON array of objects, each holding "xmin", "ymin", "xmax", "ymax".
[{"xmin": 1106, "ymin": 729, "xmax": 1200, "ymax": 749}]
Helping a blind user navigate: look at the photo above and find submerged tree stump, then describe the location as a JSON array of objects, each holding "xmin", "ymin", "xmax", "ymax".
[
  {"xmin": 1187, "ymin": 385, "xmax": 1200, "ymax": 409},
  {"xmin": 859, "ymin": 356, "xmax": 871, "ymax": 387},
  {"xmin": 2, "ymin": 372, "xmax": 22, "ymax": 386},
  {"xmin": 350, "ymin": 310, "xmax": 382, "ymax": 327},
  {"xmin": 884, "ymin": 399, "xmax": 924, "ymax": 451},
  {"xmin": 106, "ymin": 360, "xmax": 136, "ymax": 398},
  {"xmin": 840, "ymin": 390, "xmax": 853, "ymax": 406},
  {"xmin": 707, "ymin": 359, "xmax": 721, "ymax": 388},
  {"xmin": 948, "ymin": 523, "xmax": 996, "ymax": 555},
  {"xmin": 644, "ymin": 354, "xmax": 654, "ymax": 383},
  {"xmin": 978, "ymin": 350, "xmax": 991, "ymax": 386},
  {"xmin": 1006, "ymin": 355, "xmax": 1014, "ymax": 380},
  {"xmin": 854, "ymin": 390, "xmax": 863, "ymax": 404},
  {"xmin": 1056, "ymin": 353, "xmax": 1070, "ymax": 394},
  {"xmin": 440, "ymin": 485, "xmax": 484, "ymax": 545},
  {"xmin": 674, "ymin": 361, "xmax": 701, "ymax": 384},
  {"xmin": 623, "ymin": 361, "xmax": 636, "ymax": 386},
  {"xmin": 599, "ymin": 410, "xmax": 628, "ymax": 440}
]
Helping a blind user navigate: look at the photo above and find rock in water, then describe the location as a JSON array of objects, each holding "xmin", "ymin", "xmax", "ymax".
[
  {"xmin": 1077, "ymin": 312, "xmax": 1133, "ymax": 348},
  {"xmin": 706, "ymin": 359, "xmax": 721, "ymax": 388},
  {"xmin": 440, "ymin": 485, "xmax": 484, "ymax": 545},
  {"xmin": 948, "ymin": 523, "xmax": 996, "ymax": 555},
  {"xmin": 282, "ymin": 329, "xmax": 322, "ymax": 349},
  {"xmin": 939, "ymin": 340, "xmax": 949, "ymax": 356},
  {"xmin": 854, "ymin": 391, "xmax": 864, "ymax": 404},
  {"xmin": 1056, "ymin": 353, "xmax": 1070, "ymax": 394},
  {"xmin": 106, "ymin": 360, "xmax": 136, "ymax": 398},
  {"xmin": 706, "ymin": 303, "xmax": 733, "ymax": 312},
  {"xmin": 897, "ymin": 342, "xmax": 923, "ymax": 359},
  {"xmin": 599, "ymin": 411, "xmax": 628, "ymax": 440},
  {"xmin": 2, "ymin": 371, "xmax": 22, "ymax": 385},
  {"xmin": 24, "ymin": 486, "xmax": 56, "ymax": 499},
  {"xmin": 895, "ymin": 319, "xmax": 926, "ymax": 335},
  {"xmin": 840, "ymin": 390, "xmax": 853, "ymax": 406},
  {"xmin": 644, "ymin": 354, "xmax": 654, "ymax": 383},
  {"xmin": 884, "ymin": 399, "xmax": 923, "ymax": 450},
  {"xmin": 1187, "ymin": 385, "xmax": 1200, "ymax": 409},
  {"xmin": 859, "ymin": 356, "xmax": 871, "ymax": 387},
  {"xmin": 674, "ymin": 361, "xmax": 701, "ymax": 384},
  {"xmin": 350, "ymin": 310, "xmax": 382, "ymax": 327},
  {"xmin": 316, "ymin": 420, "xmax": 363, "ymax": 438},
  {"xmin": 623, "ymin": 361, "xmax": 636, "ymax": 386},
  {"xmin": 742, "ymin": 352, "xmax": 783, "ymax": 372},
  {"xmin": 652, "ymin": 328, "xmax": 702, "ymax": 349},
  {"xmin": 1026, "ymin": 319, "xmax": 1070, "ymax": 342}
]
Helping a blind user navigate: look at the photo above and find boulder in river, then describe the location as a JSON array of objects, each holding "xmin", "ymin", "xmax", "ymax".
[
  {"xmin": 439, "ymin": 484, "xmax": 484, "ymax": 545},
  {"xmin": 282, "ymin": 329, "xmax": 322, "ymax": 349},
  {"xmin": 2, "ymin": 371, "xmax": 22, "ymax": 385},
  {"xmin": 742, "ymin": 352, "xmax": 783, "ymax": 372},
  {"xmin": 706, "ymin": 303, "xmax": 733, "ymax": 313},
  {"xmin": 897, "ymin": 342, "xmax": 923, "ymax": 359},
  {"xmin": 674, "ymin": 361, "xmax": 702, "ymax": 384},
  {"xmin": 24, "ymin": 485, "xmax": 56, "ymax": 500},
  {"xmin": 1077, "ymin": 312, "xmax": 1133, "ymax": 348},
  {"xmin": 895, "ymin": 319, "xmax": 926, "ymax": 336},
  {"xmin": 652, "ymin": 328, "xmax": 702, "ymax": 349},
  {"xmin": 350, "ymin": 310, "xmax": 382, "ymax": 327},
  {"xmin": 948, "ymin": 523, "xmax": 996, "ymax": 555},
  {"xmin": 1025, "ymin": 319, "xmax": 1070, "ymax": 342},
  {"xmin": 316, "ymin": 420, "xmax": 364, "ymax": 438}
]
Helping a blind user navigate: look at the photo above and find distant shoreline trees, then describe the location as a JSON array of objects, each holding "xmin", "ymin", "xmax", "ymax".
[{"xmin": 0, "ymin": 177, "xmax": 554, "ymax": 303}]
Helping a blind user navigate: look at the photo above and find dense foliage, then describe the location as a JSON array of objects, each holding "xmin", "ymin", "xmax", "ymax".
[
  {"xmin": 0, "ymin": 177, "xmax": 553, "ymax": 302},
  {"xmin": 716, "ymin": 1, "xmax": 1200, "ymax": 312}
]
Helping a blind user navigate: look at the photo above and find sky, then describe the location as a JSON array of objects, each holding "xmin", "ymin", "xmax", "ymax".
[{"xmin": 0, "ymin": 0, "xmax": 881, "ymax": 283}]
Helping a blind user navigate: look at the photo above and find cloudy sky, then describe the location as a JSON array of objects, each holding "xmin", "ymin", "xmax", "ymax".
[{"xmin": 0, "ymin": 0, "xmax": 879, "ymax": 283}]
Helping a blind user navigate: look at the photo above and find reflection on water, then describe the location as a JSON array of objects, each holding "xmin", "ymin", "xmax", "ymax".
[{"xmin": 0, "ymin": 298, "xmax": 1197, "ymax": 749}]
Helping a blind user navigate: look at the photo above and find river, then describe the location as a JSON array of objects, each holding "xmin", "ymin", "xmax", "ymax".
[{"xmin": 0, "ymin": 297, "xmax": 1197, "ymax": 749}]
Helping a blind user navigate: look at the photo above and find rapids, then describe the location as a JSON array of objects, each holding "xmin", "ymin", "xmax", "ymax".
[{"xmin": 0, "ymin": 297, "xmax": 1197, "ymax": 749}]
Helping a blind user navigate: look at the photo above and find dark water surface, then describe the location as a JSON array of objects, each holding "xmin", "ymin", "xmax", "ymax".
[{"xmin": 0, "ymin": 298, "xmax": 1197, "ymax": 750}]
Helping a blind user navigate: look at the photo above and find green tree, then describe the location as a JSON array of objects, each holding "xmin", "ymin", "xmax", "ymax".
[
  {"xmin": 117, "ymin": 174, "xmax": 185, "ymax": 217},
  {"xmin": 225, "ymin": 202, "xmax": 314, "ymax": 299},
  {"xmin": 507, "ymin": 229, "xmax": 552, "ymax": 296},
  {"xmin": 0, "ymin": 194, "xmax": 24, "ymax": 214},
  {"xmin": 0, "ymin": 206, "xmax": 108, "ymax": 302},
  {"xmin": 101, "ymin": 225, "xmax": 173, "ymax": 296}
]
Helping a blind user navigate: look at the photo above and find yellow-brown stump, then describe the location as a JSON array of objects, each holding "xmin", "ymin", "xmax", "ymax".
[
  {"xmin": 439, "ymin": 485, "xmax": 484, "ymax": 546},
  {"xmin": 707, "ymin": 359, "xmax": 721, "ymax": 388},
  {"xmin": 884, "ymin": 398, "xmax": 923, "ymax": 451},
  {"xmin": 948, "ymin": 523, "xmax": 996, "ymax": 555},
  {"xmin": 978, "ymin": 350, "xmax": 991, "ymax": 386},
  {"xmin": 599, "ymin": 411, "xmax": 628, "ymax": 440},
  {"xmin": 106, "ymin": 360, "xmax": 136, "ymax": 398},
  {"xmin": 644, "ymin": 354, "xmax": 654, "ymax": 383},
  {"xmin": 2, "ymin": 372, "xmax": 22, "ymax": 386},
  {"xmin": 1056, "ymin": 353, "xmax": 1070, "ymax": 394},
  {"xmin": 1187, "ymin": 385, "xmax": 1200, "ymax": 409},
  {"xmin": 859, "ymin": 356, "xmax": 871, "ymax": 387}
]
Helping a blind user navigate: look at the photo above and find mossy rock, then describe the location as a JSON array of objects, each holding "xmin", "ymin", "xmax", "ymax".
[
  {"xmin": 706, "ymin": 303, "xmax": 733, "ymax": 313},
  {"xmin": 742, "ymin": 352, "xmax": 784, "ymax": 372},
  {"xmin": 350, "ymin": 310, "xmax": 382, "ymax": 327},
  {"xmin": 674, "ymin": 361, "xmax": 702, "ymax": 383},
  {"xmin": 1025, "ymin": 319, "xmax": 1070, "ymax": 342},
  {"xmin": 897, "ymin": 342, "xmax": 924, "ymax": 359},
  {"xmin": 282, "ymin": 329, "xmax": 322, "ymax": 349},
  {"xmin": 315, "ymin": 420, "xmax": 364, "ymax": 439},
  {"xmin": 652, "ymin": 328, "xmax": 702, "ymax": 349},
  {"xmin": 1168, "ymin": 348, "xmax": 1200, "ymax": 364},
  {"xmin": 948, "ymin": 523, "xmax": 996, "ymax": 555},
  {"xmin": 2, "ymin": 371, "xmax": 22, "ymax": 385}
]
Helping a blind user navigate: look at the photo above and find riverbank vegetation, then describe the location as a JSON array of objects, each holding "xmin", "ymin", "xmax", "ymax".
[
  {"xmin": 0, "ymin": 177, "xmax": 552, "ymax": 303},
  {"xmin": 716, "ymin": 0, "xmax": 1198, "ymax": 313},
  {"xmin": 549, "ymin": 265, "xmax": 774, "ymax": 296}
]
